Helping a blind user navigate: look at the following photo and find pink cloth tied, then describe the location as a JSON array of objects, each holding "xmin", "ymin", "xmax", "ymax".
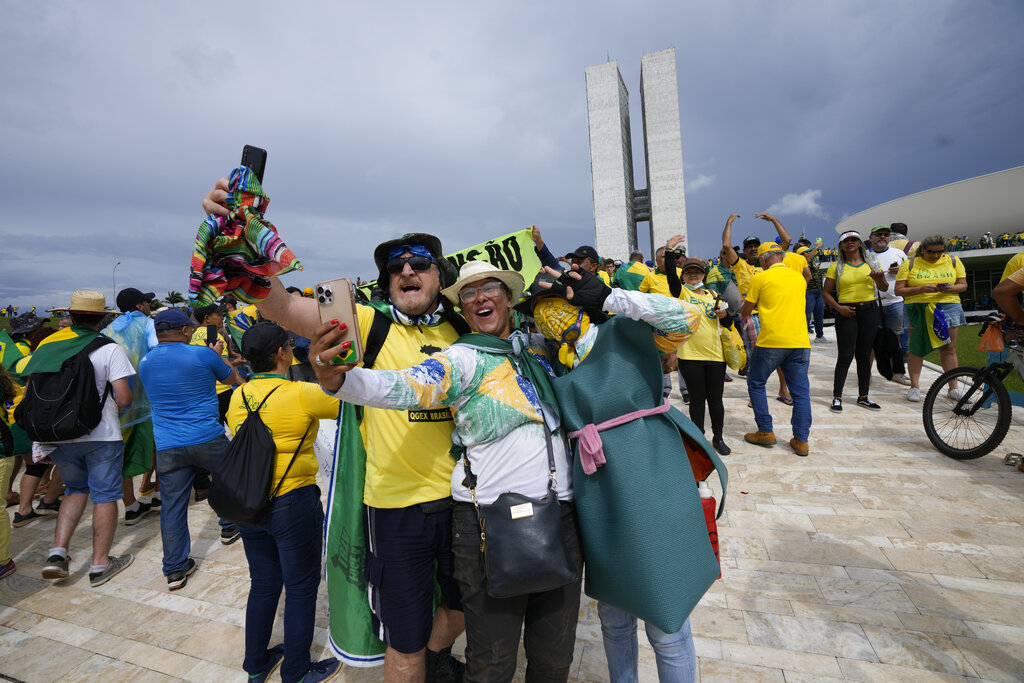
[{"xmin": 568, "ymin": 399, "xmax": 671, "ymax": 475}]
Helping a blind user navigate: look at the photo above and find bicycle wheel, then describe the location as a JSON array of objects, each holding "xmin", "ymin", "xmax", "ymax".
[{"xmin": 923, "ymin": 366, "xmax": 1011, "ymax": 459}]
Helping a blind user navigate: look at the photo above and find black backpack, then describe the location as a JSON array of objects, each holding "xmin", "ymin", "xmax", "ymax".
[
  {"xmin": 209, "ymin": 385, "xmax": 306, "ymax": 526},
  {"xmin": 14, "ymin": 336, "xmax": 114, "ymax": 442}
]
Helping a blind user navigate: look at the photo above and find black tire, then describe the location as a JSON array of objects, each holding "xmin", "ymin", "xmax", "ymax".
[{"xmin": 923, "ymin": 366, "xmax": 1012, "ymax": 459}]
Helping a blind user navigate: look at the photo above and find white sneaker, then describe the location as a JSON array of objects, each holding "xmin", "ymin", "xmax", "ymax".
[
  {"xmin": 813, "ymin": 336, "xmax": 830, "ymax": 344},
  {"xmin": 948, "ymin": 387, "xmax": 966, "ymax": 401},
  {"xmin": 907, "ymin": 387, "xmax": 921, "ymax": 402},
  {"xmin": 892, "ymin": 373, "xmax": 912, "ymax": 386}
]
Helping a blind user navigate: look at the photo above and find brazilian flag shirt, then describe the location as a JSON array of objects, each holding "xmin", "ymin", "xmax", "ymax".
[{"xmin": 613, "ymin": 261, "xmax": 651, "ymax": 291}]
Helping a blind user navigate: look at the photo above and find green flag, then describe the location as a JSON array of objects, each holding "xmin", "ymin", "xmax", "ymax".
[{"xmin": 324, "ymin": 402, "xmax": 386, "ymax": 666}]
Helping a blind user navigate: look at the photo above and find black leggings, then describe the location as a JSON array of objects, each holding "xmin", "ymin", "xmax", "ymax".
[
  {"xmin": 833, "ymin": 303, "xmax": 881, "ymax": 397},
  {"xmin": 24, "ymin": 462, "xmax": 49, "ymax": 478},
  {"xmin": 678, "ymin": 360, "xmax": 726, "ymax": 437}
]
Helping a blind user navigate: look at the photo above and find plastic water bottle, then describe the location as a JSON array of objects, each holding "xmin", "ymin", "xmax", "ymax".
[
  {"xmin": 865, "ymin": 250, "xmax": 881, "ymax": 272},
  {"xmin": 699, "ymin": 480, "xmax": 721, "ymax": 578}
]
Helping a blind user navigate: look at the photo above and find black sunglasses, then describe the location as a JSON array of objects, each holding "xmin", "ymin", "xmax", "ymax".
[
  {"xmin": 924, "ymin": 249, "xmax": 946, "ymax": 255},
  {"xmin": 386, "ymin": 255, "xmax": 434, "ymax": 274}
]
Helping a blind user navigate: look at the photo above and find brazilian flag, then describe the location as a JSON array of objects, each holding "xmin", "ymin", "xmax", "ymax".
[
  {"xmin": 324, "ymin": 402, "xmax": 386, "ymax": 666},
  {"xmin": 1, "ymin": 330, "xmax": 27, "ymax": 372}
]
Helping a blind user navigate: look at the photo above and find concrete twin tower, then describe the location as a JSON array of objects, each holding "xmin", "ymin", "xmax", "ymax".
[{"xmin": 586, "ymin": 48, "xmax": 688, "ymax": 263}]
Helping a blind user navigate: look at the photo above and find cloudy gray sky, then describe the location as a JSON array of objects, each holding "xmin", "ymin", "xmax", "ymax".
[{"xmin": 3, "ymin": 0, "xmax": 1023, "ymax": 312}]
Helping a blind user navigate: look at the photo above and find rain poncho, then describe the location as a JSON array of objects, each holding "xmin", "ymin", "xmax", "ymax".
[{"xmin": 103, "ymin": 311, "xmax": 157, "ymax": 477}]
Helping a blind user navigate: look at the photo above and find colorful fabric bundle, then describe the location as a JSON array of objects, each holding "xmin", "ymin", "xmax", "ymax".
[
  {"xmin": 906, "ymin": 302, "xmax": 951, "ymax": 357},
  {"xmin": 188, "ymin": 166, "xmax": 302, "ymax": 305}
]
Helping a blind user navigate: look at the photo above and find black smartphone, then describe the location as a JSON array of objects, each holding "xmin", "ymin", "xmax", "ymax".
[
  {"xmin": 240, "ymin": 145, "xmax": 267, "ymax": 183},
  {"xmin": 206, "ymin": 324, "xmax": 218, "ymax": 347}
]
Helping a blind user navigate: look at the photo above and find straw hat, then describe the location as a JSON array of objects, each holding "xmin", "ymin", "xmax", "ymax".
[
  {"xmin": 67, "ymin": 290, "xmax": 114, "ymax": 314},
  {"xmin": 441, "ymin": 261, "xmax": 525, "ymax": 306}
]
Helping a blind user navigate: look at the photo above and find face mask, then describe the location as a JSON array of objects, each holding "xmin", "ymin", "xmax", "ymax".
[{"xmin": 684, "ymin": 281, "xmax": 704, "ymax": 291}]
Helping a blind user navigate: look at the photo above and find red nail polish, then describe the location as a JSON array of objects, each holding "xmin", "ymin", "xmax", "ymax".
[
  {"xmin": 343, "ymin": 342, "xmax": 351, "ymax": 349},
  {"xmin": 330, "ymin": 318, "xmax": 339, "ymax": 326}
]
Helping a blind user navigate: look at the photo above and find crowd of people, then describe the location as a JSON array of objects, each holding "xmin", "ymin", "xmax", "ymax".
[
  {"xmin": 952, "ymin": 231, "xmax": 1024, "ymax": 251},
  {"xmin": 4, "ymin": 189, "xmax": 1024, "ymax": 683},
  {"xmin": 2, "ymin": 305, "xmax": 37, "ymax": 318}
]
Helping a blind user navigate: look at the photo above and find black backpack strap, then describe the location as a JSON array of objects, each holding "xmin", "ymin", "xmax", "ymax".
[
  {"xmin": 242, "ymin": 384, "xmax": 282, "ymax": 414},
  {"xmin": 81, "ymin": 335, "xmax": 115, "ymax": 408},
  {"xmin": 268, "ymin": 422, "xmax": 310, "ymax": 500},
  {"xmin": 362, "ymin": 309, "xmax": 392, "ymax": 370},
  {"xmin": 354, "ymin": 310, "xmax": 392, "ymax": 421}
]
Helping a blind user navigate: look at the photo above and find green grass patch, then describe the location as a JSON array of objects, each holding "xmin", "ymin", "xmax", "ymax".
[
  {"xmin": 923, "ymin": 323, "xmax": 1024, "ymax": 393},
  {"xmin": 0, "ymin": 317, "xmax": 63, "ymax": 335}
]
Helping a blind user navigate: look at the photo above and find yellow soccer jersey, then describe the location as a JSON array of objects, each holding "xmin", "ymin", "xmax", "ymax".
[
  {"xmin": 355, "ymin": 304, "xmax": 462, "ymax": 508},
  {"xmin": 896, "ymin": 255, "xmax": 966, "ymax": 304},
  {"xmin": 825, "ymin": 262, "xmax": 877, "ymax": 303}
]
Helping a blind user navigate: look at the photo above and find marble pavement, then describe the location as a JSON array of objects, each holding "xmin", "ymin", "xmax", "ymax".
[{"xmin": 2, "ymin": 328, "xmax": 1024, "ymax": 682}]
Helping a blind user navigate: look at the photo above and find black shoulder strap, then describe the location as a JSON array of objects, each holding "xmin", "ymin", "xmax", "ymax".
[
  {"xmin": 444, "ymin": 308, "xmax": 471, "ymax": 336},
  {"xmin": 268, "ymin": 421, "xmax": 310, "ymax": 500},
  {"xmin": 242, "ymin": 384, "xmax": 282, "ymax": 414},
  {"xmin": 85, "ymin": 335, "xmax": 115, "ymax": 353},
  {"xmin": 354, "ymin": 310, "xmax": 392, "ymax": 421},
  {"xmin": 361, "ymin": 309, "xmax": 392, "ymax": 370},
  {"xmin": 81, "ymin": 335, "xmax": 116, "ymax": 407}
]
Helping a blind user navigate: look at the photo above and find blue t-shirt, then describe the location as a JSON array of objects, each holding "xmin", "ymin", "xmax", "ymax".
[{"xmin": 139, "ymin": 342, "xmax": 232, "ymax": 450}]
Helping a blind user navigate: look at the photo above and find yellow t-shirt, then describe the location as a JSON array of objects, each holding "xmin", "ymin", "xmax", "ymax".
[
  {"xmin": 745, "ymin": 264, "xmax": 810, "ymax": 349},
  {"xmin": 190, "ymin": 329, "xmax": 233, "ymax": 395},
  {"xmin": 1000, "ymin": 249, "xmax": 1024, "ymax": 283},
  {"xmin": 639, "ymin": 268, "xmax": 684, "ymax": 298},
  {"xmin": 678, "ymin": 289, "xmax": 724, "ymax": 362},
  {"xmin": 729, "ymin": 256, "xmax": 762, "ymax": 297},
  {"xmin": 896, "ymin": 254, "xmax": 966, "ymax": 304},
  {"xmin": 825, "ymin": 261, "xmax": 877, "ymax": 303},
  {"xmin": 783, "ymin": 251, "xmax": 809, "ymax": 277},
  {"xmin": 227, "ymin": 376, "xmax": 340, "ymax": 497},
  {"xmin": 355, "ymin": 304, "xmax": 462, "ymax": 508}
]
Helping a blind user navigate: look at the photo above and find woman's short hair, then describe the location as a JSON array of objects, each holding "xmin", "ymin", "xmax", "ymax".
[
  {"xmin": 249, "ymin": 355, "xmax": 278, "ymax": 373},
  {"xmin": 919, "ymin": 234, "xmax": 945, "ymax": 250}
]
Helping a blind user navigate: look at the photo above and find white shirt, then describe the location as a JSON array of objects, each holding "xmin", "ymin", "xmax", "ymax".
[
  {"xmin": 62, "ymin": 343, "xmax": 135, "ymax": 443},
  {"xmin": 872, "ymin": 247, "xmax": 907, "ymax": 305}
]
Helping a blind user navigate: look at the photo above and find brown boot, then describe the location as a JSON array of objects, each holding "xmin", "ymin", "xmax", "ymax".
[
  {"xmin": 789, "ymin": 438, "xmax": 809, "ymax": 456},
  {"xmin": 744, "ymin": 431, "xmax": 777, "ymax": 447}
]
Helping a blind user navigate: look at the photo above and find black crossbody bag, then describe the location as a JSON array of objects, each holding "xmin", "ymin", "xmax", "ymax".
[{"xmin": 461, "ymin": 409, "xmax": 578, "ymax": 599}]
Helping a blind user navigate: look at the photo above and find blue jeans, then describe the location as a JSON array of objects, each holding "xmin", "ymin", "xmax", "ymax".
[
  {"xmin": 747, "ymin": 347, "xmax": 812, "ymax": 442},
  {"xmin": 240, "ymin": 485, "xmax": 324, "ymax": 683},
  {"xmin": 155, "ymin": 435, "xmax": 232, "ymax": 575},
  {"xmin": 805, "ymin": 288, "xmax": 825, "ymax": 338},
  {"xmin": 880, "ymin": 301, "xmax": 904, "ymax": 338},
  {"xmin": 48, "ymin": 441, "xmax": 123, "ymax": 503},
  {"xmin": 598, "ymin": 603, "xmax": 696, "ymax": 683}
]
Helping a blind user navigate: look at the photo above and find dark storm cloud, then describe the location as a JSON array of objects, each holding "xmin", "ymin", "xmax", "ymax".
[{"xmin": 2, "ymin": 1, "xmax": 1022, "ymax": 310}]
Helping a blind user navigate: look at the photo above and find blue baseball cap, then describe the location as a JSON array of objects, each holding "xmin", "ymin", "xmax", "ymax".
[{"xmin": 154, "ymin": 308, "xmax": 194, "ymax": 331}]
